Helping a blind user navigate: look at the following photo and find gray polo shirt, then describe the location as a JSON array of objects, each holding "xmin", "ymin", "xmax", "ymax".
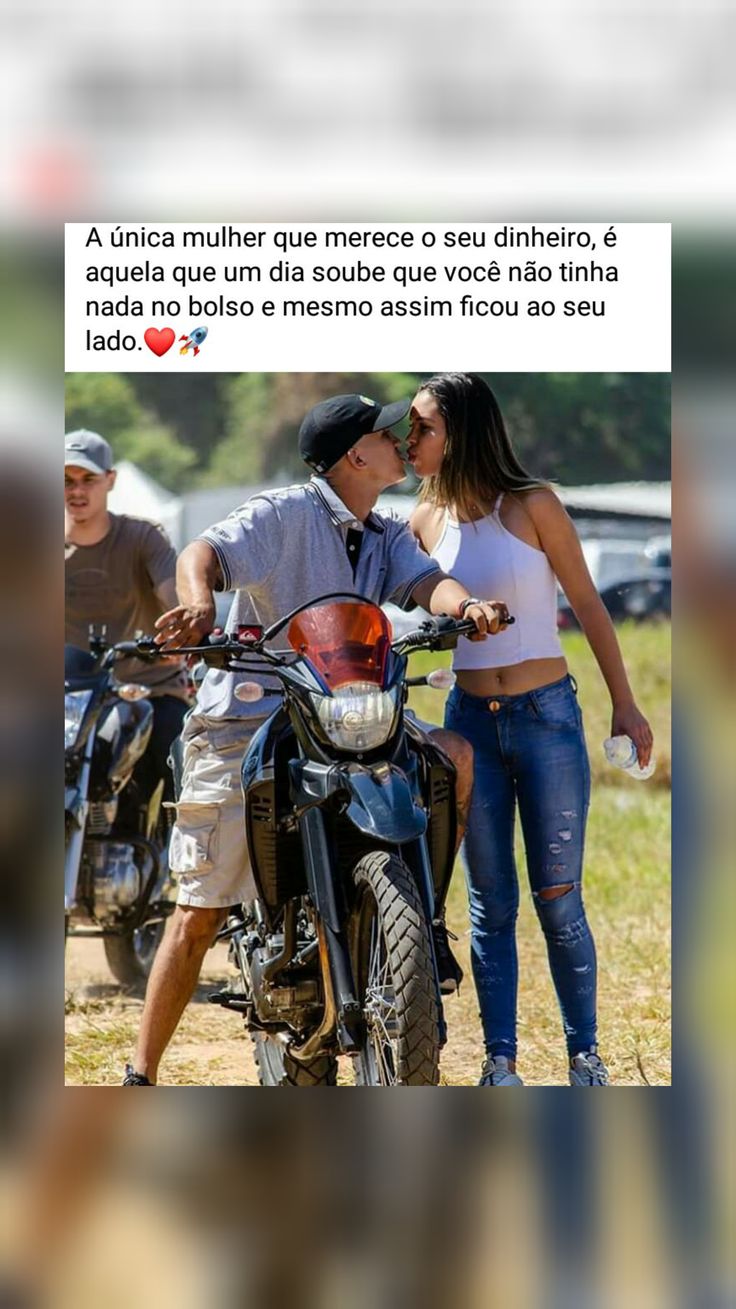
[{"xmin": 195, "ymin": 477, "xmax": 441, "ymax": 720}]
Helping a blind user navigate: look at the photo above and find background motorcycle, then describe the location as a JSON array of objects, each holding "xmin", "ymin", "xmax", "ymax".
[
  {"xmin": 65, "ymin": 635, "xmax": 178, "ymax": 987},
  {"xmin": 134, "ymin": 594, "xmax": 493, "ymax": 1085}
]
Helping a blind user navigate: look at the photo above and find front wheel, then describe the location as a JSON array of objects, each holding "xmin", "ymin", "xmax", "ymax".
[
  {"xmin": 350, "ymin": 850, "xmax": 440, "ymax": 1086},
  {"xmin": 103, "ymin": 920, "xmax": 165, "ymax": 991}
]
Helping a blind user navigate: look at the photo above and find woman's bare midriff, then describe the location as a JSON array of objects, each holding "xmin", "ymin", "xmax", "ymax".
[{"xmin": 456, "ymin": 655, "xmax": 568, "ymax": 698}]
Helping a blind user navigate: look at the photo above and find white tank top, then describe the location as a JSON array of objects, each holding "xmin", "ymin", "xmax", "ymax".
[{"xmin": 430, "ymin": 494, "xmax": 564, "ymax": 670}]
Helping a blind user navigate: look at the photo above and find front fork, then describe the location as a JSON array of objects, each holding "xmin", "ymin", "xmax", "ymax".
[
  {"xmin": 297, "ymin": 807, "xmax": 363, "ymax": 1054},
  {"xmin": 64, "ymin": 726, "xmax": 96, "ymax": 912},
  {"xmin": 405, "ymin": 835, "xmax": 448, "ymax": 1047},
  {"xmin": 297, "ymin": 810, "xmax": 447, "ymax": 1054}
]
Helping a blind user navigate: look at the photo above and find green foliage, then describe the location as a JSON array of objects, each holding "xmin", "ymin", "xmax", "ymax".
[
  {"xmin": 66, "ymin": 371, "xmax": 670, "ymax": 494},
  {"xmin": 114, "ymin": 423, "xmax": 198, "ymax": 491},
  {"xmin": 485, "ymin": 373, "xmax": 670, "ymax": 483},
  {"xmin": 65, "ymin": 373, "xmax": 195, "ymax": 490},
  {"xmin": 65, "ymin": 373, "xmax": 143, "ymax": 440},
  {"xmin": 131, "ymin": 373, "xmax": 225, "ymax": 458}
]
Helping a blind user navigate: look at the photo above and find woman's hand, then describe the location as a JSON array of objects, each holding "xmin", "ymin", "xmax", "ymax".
[{"xmin": 611, "ymin": 700, "xmax": 654, "ymax": 768}]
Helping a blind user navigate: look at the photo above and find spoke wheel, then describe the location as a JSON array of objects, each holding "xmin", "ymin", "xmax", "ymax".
[
  {"xmin": 103, "ymin": 920, "xmax": 165, "ymax": 992},
  {"xmin": 251, "ymin": 1034, "xmax": 338, "ymax": 1087},
  {"xmin": 351, "ymin": 851, "xmax": 440, "ymax": 1086}
]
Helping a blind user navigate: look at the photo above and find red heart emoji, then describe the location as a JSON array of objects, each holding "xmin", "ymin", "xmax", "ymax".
[{"xmin": 144, "ymin": 326, "xmax": 175, "ymax": 357}]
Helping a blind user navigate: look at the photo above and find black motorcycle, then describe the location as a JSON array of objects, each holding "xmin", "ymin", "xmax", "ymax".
[
  {"xmin": 64, "ymin": 635, "xmax": 178, "ymax": 987},
  {"xmin": 132, "ymin": 594, "xmax": 485, "ymax": 1085}
]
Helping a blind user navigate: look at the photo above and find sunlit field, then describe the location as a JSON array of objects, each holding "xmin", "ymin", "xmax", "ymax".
[
  {"xmin": 65, "ymin": 622, "xmax": 670, "ymax": 1086},
  {"xmin": 411, "ymin": 620, "xmax": 671, "ymax": 1086}
]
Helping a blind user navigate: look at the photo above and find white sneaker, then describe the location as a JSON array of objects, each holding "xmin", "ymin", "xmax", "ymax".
[
  {"xmin": 569, "ymin": 1048, "xmax": 609, "ymax": 1086},
  {"xmin": 478, "ymin": 1056, "xmax": 524, "ymax": 1086}
]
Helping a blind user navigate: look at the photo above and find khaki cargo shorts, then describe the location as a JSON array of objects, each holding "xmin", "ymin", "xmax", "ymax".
[{"xmin": 169, "ymin": 712, "xmax": 261, "ymax": 909}]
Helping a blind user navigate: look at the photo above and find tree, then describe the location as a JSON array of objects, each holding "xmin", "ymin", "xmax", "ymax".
[{"xmin": 65, "ymin": 374, "xmax": 143, "ymax": 441}]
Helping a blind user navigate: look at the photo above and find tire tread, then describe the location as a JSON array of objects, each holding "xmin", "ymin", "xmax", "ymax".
[{"xmin": 352, "ymin": 850, "xmax": 440, "ymax": 1086}]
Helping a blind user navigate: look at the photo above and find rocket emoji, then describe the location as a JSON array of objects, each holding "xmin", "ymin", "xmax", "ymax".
[{"xmin": 179, "ymin": 326, "xmax": 208, "ymax": 356}]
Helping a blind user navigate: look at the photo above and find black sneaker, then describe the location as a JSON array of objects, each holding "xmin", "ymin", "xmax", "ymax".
[
  {"xmin": 432, "ymin": 916, "xmax": 464, "ymax": 995},
  {"xmin": 123, "ymin": 1063, "xmax": 153, "ymax": 1085}
]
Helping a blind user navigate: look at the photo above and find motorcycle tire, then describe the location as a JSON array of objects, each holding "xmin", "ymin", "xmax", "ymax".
[
  {"xmin": 103, "ymin": 921, "xmax": 165, "ymax": 991},
  {"xmin": 251, "ymin": 1034, "xmax": 338, "ymax": 1087},
  {"xmin": 350, "ymin": 850, "xmax": 440, "ymax": 1086}
]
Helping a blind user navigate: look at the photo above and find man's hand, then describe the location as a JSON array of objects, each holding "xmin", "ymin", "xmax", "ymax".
[
  {"xmin": 154, "ymin": 602, "xmax": 215, "ymax": 650},
  {"xmin": 156, "ymin": 540, "xmax": 223, "ymax": 650},
  {"xmin": 417, "ymin": 573, "xmax": 512, "ymax": 632},
  {"xmin": 461, "ymin": 599, "xmax": 512, "ymax": 640}
]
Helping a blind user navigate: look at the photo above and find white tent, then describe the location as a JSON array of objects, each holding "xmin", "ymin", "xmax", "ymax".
[{"xmin": 108, "ymin": 461, "xmax": 184, "ymax": 548}]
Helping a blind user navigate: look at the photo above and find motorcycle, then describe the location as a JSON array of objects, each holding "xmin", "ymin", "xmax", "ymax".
[
  {"xmin": 64, "ymin": 634, "xmax": 178, "ymax": 987},
  {"xmin": 131, "ymin": 593, "xmax": 490, "ymax": 1085}
]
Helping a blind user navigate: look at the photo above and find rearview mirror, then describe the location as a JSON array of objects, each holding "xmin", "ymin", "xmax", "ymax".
[{"xmin": 426, "ymin": 668, "xmax": 456, "ymax": 690}]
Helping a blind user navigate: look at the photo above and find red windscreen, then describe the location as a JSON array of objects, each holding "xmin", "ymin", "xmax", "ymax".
[{"xmin": 287, "ymin": 600, "xmax": 393, "ymax": 690}]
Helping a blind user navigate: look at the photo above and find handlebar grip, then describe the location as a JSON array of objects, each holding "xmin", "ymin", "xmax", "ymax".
[
  {"xmin": 459, "ymin": 615, "xmax": 515, "ymax": 629},
  {"xmin": 113, "ymin": 636, "xmax": 161, "ymax": 659}
]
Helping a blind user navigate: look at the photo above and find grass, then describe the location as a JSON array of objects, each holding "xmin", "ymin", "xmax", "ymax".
[
  {"xmin": 441, "ymin": 789, "xmax": 671, "ymax": 1085},
  {"xmin": 415, "ymin": 620, "xmax": 672, "ymax": 1085},
  {"xmin": 66, "ymin": 622, "xmax": 670, "ymax": 1086},
  {"xmin": 407, "ymin": 619, "xmax": 671, "ymax": 789}
]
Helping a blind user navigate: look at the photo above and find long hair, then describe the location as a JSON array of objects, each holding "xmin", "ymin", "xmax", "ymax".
[{"xmin": 417, "ymin": 373, "xmax": 547, "ymax": 520}]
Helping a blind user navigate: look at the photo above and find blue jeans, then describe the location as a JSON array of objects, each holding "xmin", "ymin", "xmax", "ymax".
[{"xmin": 445, "ymin": 675, "xmax": 596, "ymax": 1060}]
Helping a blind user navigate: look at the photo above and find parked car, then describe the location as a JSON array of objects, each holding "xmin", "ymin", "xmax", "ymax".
[
  {"xmin": 580, "ymin": 538, "xmax": 651, "ymax": 589},
  {"xmin": 644, "ymin": 533, "xmax": 671, "ymax": 569},
  {"xmin": 558, "ymin": 570, "xmax": 671, "ymax": 629}
]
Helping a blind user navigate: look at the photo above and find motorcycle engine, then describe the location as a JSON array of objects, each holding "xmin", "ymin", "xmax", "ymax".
[
  {"xmin": 86, "ymin": 799, "xmax": 118, "ymax": 835},
  {"xmin": 245, "ymin": 938, "xmax": 321, "ymax": 1025},
  {"xmin": 83, "ymin": 840, "xmax": 141, "ymax": 921}
]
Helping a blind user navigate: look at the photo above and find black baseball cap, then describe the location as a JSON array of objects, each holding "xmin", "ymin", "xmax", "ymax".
[{"xmin": 298, "ymin": 393, "xmax": 410, "ymax": 474}]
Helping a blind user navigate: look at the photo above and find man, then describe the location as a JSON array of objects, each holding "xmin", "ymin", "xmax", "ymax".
[
  {"xmin": 124, "ymin": 393, "xmax": 509, "ymax": 1085},
  {"xmin": 65, "ymin": 429, "xmax": 189, "ymax": 817}
]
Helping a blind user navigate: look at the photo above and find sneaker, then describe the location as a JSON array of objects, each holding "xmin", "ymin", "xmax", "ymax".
[
  {"xmin": 569, "ymin": 1048, "xmax": 609, "ymax": 1086},
  {"xmin": 122, "ymin": 1063, "xmax": 153, "ymax": 1085},
  {"xmin": 432, "ymin": 916, "xmax": 464, "ymax": 995},
  {"xmin": 479, "ymin": 1056, "xmax": 524, "ymax": 1086}
]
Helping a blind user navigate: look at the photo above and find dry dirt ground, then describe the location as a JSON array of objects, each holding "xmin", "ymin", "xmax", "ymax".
[
  {"xmin": 65, "ymin": 625, "xmax": 671, "ymax": 1087},
  {"xmin": 65, "ymin": 837, "xmax": 670, "ymax": 1088},
  {"xmin": 64, "ymin": 929, "xmax": 492, "ymax": 1087}
]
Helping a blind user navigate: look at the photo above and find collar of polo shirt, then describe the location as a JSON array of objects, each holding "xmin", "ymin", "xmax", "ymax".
[{"xmin": 310, "ymin": 476, "xmax": 385, "ymax": 534}]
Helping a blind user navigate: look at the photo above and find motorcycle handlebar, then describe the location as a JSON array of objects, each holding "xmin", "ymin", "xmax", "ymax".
[
  {"xmin": 393, "ymin": 612, "xmax": 515, "ymax": 652},
  {"xmin": 113, "ymin": 611, "xmax": 515, "ymax": 667}
]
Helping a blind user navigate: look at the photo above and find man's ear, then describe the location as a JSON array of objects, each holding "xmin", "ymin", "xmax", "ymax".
[
  {"xmin": 107, "ymin": 469, "xmax": 117, "ymax": 491},
  {"xmin": 348, "ymin": 447, "xmax": 366, "ymax": 469}
]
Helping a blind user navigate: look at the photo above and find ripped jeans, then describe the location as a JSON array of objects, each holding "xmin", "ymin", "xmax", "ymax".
[{"xmin": 445, "ymin": 675, "xmax": 596, "ymax": 1060}]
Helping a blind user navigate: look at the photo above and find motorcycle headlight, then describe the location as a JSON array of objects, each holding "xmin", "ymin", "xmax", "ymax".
[
  {"xmin": 311, "ymin": 682, "xmax": 399, "ymax": 752},
  {"xmin": 65, "ymin": 689, "xmax": 93, "ymax": 750}
]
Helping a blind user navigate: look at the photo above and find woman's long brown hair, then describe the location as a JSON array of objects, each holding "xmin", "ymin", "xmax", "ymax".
[{"xmin": 417, "ymin": 373, "xmax": 548, "ymax": 521}]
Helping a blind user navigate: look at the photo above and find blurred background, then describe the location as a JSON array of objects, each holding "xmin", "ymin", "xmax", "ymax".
[
  {"xmin": 64, "ymin": 367, "xmax": 672, "ymax": 628},
  {"xmin": 2, "ymin": 0, "xmax": 734, "ymax": 1305},
  {"xmin": 62, "ymin": 370, "xmax": 671, "ymax": 1097}
]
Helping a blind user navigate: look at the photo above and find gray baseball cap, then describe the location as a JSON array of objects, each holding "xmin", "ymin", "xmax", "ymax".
[{"xmin": 64, "ymin": 430, "xmax": 114, "ymax": 474}]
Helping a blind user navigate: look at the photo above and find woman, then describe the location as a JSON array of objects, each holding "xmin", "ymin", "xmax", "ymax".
[{"xmin": 407, "ymin": 373, "xmax": 653, "ymax": 1086}]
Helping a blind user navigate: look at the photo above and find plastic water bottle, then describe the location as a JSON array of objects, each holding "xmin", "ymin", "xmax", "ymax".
[{"xmin": 603, "ymin": 735, "xmax": 656, "ymax": 781}]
